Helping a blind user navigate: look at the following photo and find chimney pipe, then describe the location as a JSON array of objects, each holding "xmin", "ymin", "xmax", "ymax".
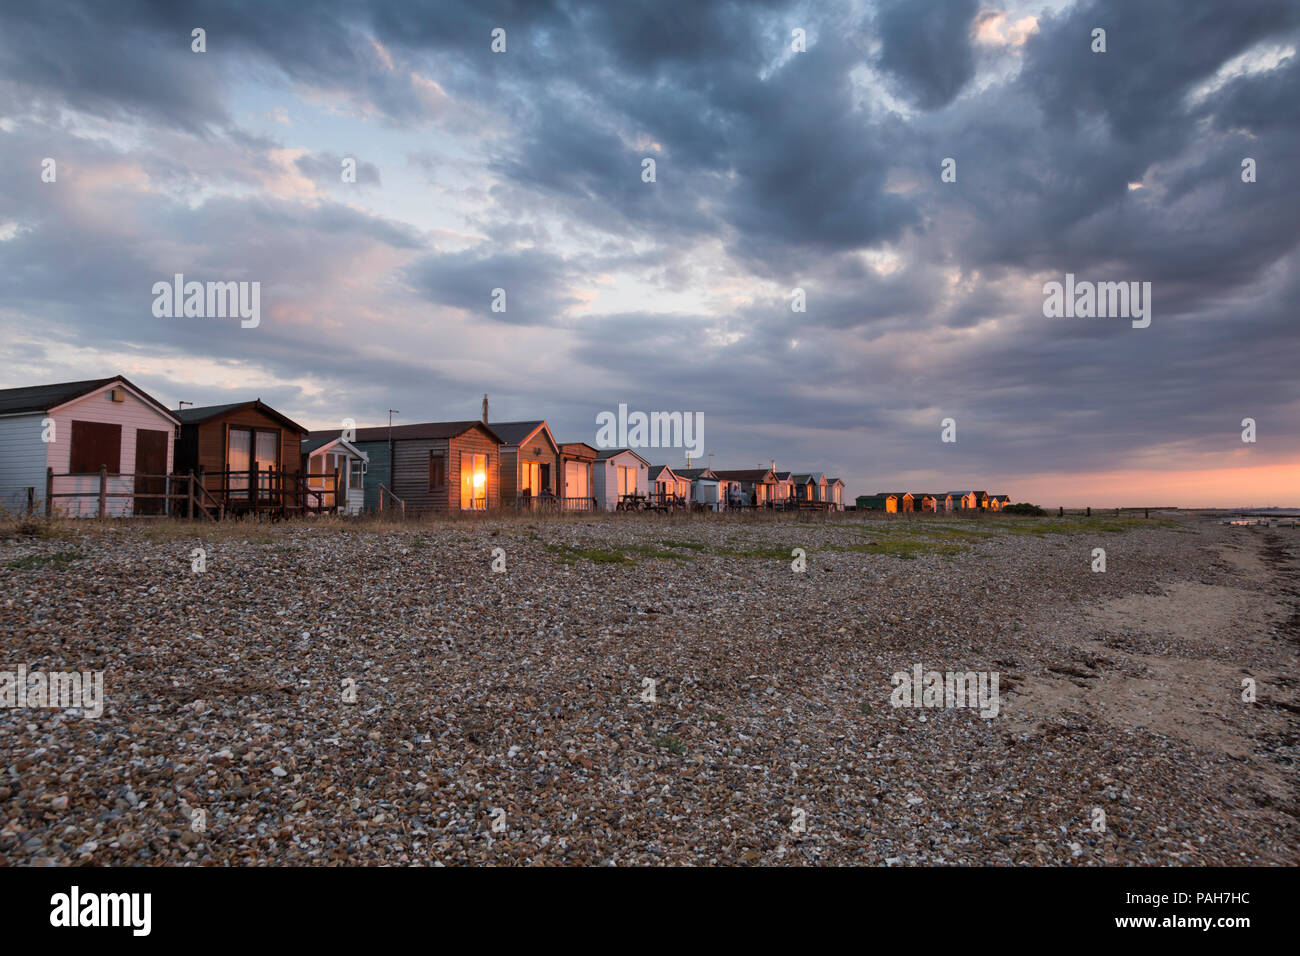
[{"xmin": 481, "ymin": 393, "xmax": 489, "ymax": 423}]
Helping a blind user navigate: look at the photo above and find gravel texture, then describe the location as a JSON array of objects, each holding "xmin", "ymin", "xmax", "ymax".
[{"xmin": 1, "ymin": 512, "xmax": 1296, "ymax": 866}]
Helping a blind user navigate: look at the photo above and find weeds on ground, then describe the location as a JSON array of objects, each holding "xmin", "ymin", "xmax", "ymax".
[{"xmin": 6, "ymin": 550, "xmax": 84, "ymax": 570}]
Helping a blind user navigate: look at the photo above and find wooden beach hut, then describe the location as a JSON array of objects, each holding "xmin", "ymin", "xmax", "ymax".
[
  {"xmin": 0, "ymin": 375, "xmax": 179, "ymax": 517},
  {"xmin": 175, "ymin": 400, "xmax": 308, "ymax": 515},
  {"xmin": 493, "ymin": 420, "xmax": 560, "ymax": 507},
  {"xmin": 351, "ymin": 420, "xmax": 503, "ymax": 514}
]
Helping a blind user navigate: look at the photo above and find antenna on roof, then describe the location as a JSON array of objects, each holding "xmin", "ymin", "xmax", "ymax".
[
  {"xmin": 177, "ymin": 401, "xmax": 192, "ymax": 411},
  {"xmin": 481, "ymin": 393, "xmax": 489, "ymax": 423}
]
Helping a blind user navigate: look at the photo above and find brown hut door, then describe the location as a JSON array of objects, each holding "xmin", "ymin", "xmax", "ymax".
[{"xmin": 133, "ymin": 429, "xmax": 169, "ymax": 515}]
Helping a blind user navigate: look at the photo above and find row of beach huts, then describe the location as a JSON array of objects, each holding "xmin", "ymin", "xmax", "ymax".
[
  {"xmin": 0, "ymin": 376, "xmax": 869, "ymax": 519},
  {"xmin": 856, "ymin": 492, "xmax": 1012, "ymax": 512}
]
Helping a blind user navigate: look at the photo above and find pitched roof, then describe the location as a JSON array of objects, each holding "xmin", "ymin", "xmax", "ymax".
[
  {"xmin": 648, "ymin": 465, "xmax": 677, "ymax": 481},
  {"xmin": 676, "ymin": 467, "xmax": 718, "ymax": 480},
  {"xmin": 301, "ymin": 436, "xmax": 369, "ymax": 458},
  {"xmin": 594, "ymin": 447, "xmax": 651, "ymax": 466},
  {"xmin": 180, "ymin": 400, "xmax": 308, "ymax": 434},
  {"xmin": 792, "ymin": 473, "xmax": 824, "ymax": 484},
  {"xmin": 350, "ymin": 420, "xmax": 503, "ymax": 444},
  {"xmin": 856, "ymin": 495, "xmax": 889, "ymax": 506},
  {"xmin": 559, "ymin": 441, "xmax": 598, "ymax": 458},
  {"xmin": 490, "ymin": 420, "xmax": 555, "ymax": 449},
  {"xmin": 0, "ymin": 375, "xmax": 177, "ymax": 423},
  {"xmin": 714, "ymin": 468, "xmax": 775, "ymax": 482}
]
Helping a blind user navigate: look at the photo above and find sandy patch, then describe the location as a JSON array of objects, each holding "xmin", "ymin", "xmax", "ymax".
[{"xmin": 1007, "ymin": 579, "xmax": 1290, "ymax": 760}]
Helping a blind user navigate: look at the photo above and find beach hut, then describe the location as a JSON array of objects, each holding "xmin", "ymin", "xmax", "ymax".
[
  {"xmin": 300, "ymin": 434, "xmax": 369, "ymax": 514},
  {"xmin": 827, "ymin": 478, "xmax": 846, "ymax": 511},
  {"xmin": 771, "ymin": 470, "xmax": 797, "ymax": 507},
  {"xmin": 677, "ymin": 466, "xmax": 720, "ymax": 510},
  {"xmin": 948, "ymin": 491, "xmax": 977, "ymax": 511},
  {"xmin": 911, "ymin": 493, "xmax": 939, "ymax": 513},
  {"xmin": 649, "ymin": 464, "xmax": 683, "ymax": 505},
  {"xmin": 175, "ymin": 400, "xmax": 308, "ymax": 515},
  {"xmin": 0, "ymin": 375, "xmax": 180, "ymax": 517},
  {"xmin": 593, "ymin": 448, "xmax": 650, "ymax": 510},
  {"xmin": 350, "ymin": 420, "xmax": 503, "ymax": 513},
  {"xmin": 990, "ymin": 494, "xmax": 1010, "ymax": 511},
  {"xmin": 792, "ymin": 472, "xmax": 827, "ymax": 504},
  {"xmin": 856, "ymin": 495, "xmax": 888, "ymax": 511},
  {"xmin": 974, "ymin": 491, "xmax": 990, "ymax": 510},
  {"xmin": 715, "ymin": 467, "xmax": 779, "ymax": 507},
  {"xmin": 873, "ymin": 492, "xmax": 903, "ymax": 513},
  {"xmin": 492, "ymin": 420, "xmax": 560, "ymax": 507},
  {"xmin": 558, "ymin": 441, "xmax": 597, "ymax": 509}
]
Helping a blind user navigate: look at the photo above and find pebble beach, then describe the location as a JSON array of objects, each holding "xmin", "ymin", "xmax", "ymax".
[{"xmin": 2, "ymin": 513, "xmax": 1296, "ymax": 866}]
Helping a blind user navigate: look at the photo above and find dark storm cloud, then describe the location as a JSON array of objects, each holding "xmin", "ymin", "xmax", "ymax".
[
  {"xmin": 874, "ymin": 0, "xmax": 979, "ymax": 109},
  {"xmin": 403, "ymin": 248, "xmax": 580, "ymax": 326},
  {"xmin": 1022, "ymin": 0, "xmax": 1300, "ymax": 142},
  {"xmin": 1, "ymin": 0, "xmax": 1298, "ymax": 497}
]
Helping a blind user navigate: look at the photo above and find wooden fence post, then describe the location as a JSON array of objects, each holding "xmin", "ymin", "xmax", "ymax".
[
  {"xmin": 333, "ymin": 466, "xmax": 340, "ymax": 513},
  {"xmin": 187, "ymin": 470, "xmax": 195, "ymax": 520},
  {"xmin": 26, "ymin": 486, "xmax": 34, "ymax": 517},
  {"xmin": 45, "ymin": 468, "xmax": 54, "ymax": 518},
  {"xmin": 250, "ymin": 463, "xmax": 258, "ymax": 511},
  {"xmin": 98, "ymin": 465, "xmax": 107, "ymax": 519}
]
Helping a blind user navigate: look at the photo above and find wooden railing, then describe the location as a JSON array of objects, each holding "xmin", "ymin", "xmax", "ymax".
[
  {"xmin": 377, "ymin": 483, "xmax": 405, "ymax": 517},
  {"xmin": 506, "ymin": 495, "xmax": 596, "ymax": 512},
  {"xmin": 45, "ymin": 467, "xmax": 222, "ymax": 520},
  {"xmin": 197, "ymin": 465, "xmax": 340, "ymax": 515},
  {"xmin": 41, "ymin": 465, "xmax": 339, "ymax": 519}
]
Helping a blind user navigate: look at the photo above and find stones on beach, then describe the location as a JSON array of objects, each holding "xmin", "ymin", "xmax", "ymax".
[{"xmin": 0, "ymin": 515, "xmax": 1295, "ymax": 865}]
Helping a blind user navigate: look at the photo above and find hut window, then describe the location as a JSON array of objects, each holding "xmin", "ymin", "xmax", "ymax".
[
  {"xmin": 255, "ymin": 431, "xmax": 278, "ymax": 477},
  {"xmin": 228, "ymin": 428, "xmax": 252, "ymax": 490},
  {"xmin": 69, "ymin": 421, "xmax": 122, "ymax": 474},
  {"xmin": 429, "ymin": 452, "xmax": 446, "ymax": 490},
  {"xmin": 459, "ymin": 452, "xmax": 487, "ymax": 510},
  {"xmin": 350, "ymin": 459, "xmax": 364, "ymax": 488},
  {"xmin": 521, "ymin": 460, "xmax": 541, "ymax": 496},
  {"xmin": 227, "ymin": 428, "xmax": 279, "ymax": 491},
  {"xmin": 617, "ymin": 465, "xmax": 636, "ymax": 496}
]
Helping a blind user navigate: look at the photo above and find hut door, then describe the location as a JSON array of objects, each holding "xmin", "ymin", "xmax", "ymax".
[
  {"xmin": 255, "ymin": 431, "xmax": 278, "ymax": 498},
  {"xmin": 133, "ymin": 429, "xmax": 169, "ymax": 515},
  {"xmin": 565, "ymin": 461, "xmax": 587, "ymax": 500}
]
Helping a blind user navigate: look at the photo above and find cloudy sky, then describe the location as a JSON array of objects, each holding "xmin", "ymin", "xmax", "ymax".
[{"xmin": 1, "ymin": 0, "xmax": 1297, "ymax": 507}]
